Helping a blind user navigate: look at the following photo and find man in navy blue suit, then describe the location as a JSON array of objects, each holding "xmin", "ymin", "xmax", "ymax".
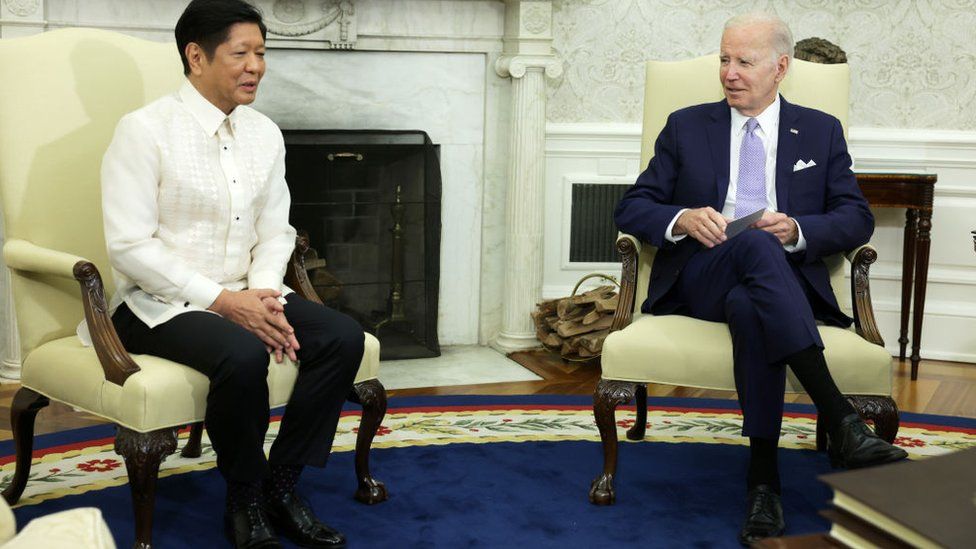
[{"xmin": 614, "ymin": 13, "xmax": 906, "ymax": 545}]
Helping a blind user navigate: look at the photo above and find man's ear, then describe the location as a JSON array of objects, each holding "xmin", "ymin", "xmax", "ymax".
[
  {"xmin": 185, "ymin": 42, "xmax": 206, "ymax": 76},
  {"xmin": 774, "ymin": 54, "xmax": 790, "ymax": 83}
]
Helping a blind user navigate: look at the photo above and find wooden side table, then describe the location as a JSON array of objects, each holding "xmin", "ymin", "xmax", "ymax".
[{"xmin": 855, "ymin": 173, "xmax": 937, "ymax": 380}]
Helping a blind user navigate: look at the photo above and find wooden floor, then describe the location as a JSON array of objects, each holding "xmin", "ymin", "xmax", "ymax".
[{"xmin": 1, "ymin": 353, "xmax": 973, "ymax": 441}]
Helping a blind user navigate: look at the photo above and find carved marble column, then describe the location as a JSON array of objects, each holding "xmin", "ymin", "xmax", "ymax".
[
  {"xmin": 1, "ymin": 273, "xmax": 20, "ymax": 380},
  {"xmin": 491, "ymin": 0, "xmax": 561, "ymax": 352},
  {"xmin": 0, "ymin": 214, "xmax": 20, "ymax": 379}
]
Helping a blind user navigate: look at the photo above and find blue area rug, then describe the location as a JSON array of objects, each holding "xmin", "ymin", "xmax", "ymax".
[{"xmin": 5, "ymin": 395, "xmax": 975, "ymax": 548}]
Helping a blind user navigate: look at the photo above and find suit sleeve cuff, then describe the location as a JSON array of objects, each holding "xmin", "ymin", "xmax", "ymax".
[
  {"xmin": 665, "ymin": 208, "xmax": 690, "ymax": 243},
  {"xmin": 183, "ymin": 274, "xmax": 225, "ymax": 309},
  {"xmin": 783, "ymin": 217, "xmax": 807, "ymax": 252}
]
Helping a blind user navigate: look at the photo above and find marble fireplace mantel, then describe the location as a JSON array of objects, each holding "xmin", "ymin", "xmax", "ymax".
[{"xmin": 0, "ymin": 0, "xmax": 559, "ymax": 377}]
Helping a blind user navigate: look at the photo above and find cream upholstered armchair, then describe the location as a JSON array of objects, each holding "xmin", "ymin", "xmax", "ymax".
[
  {"xmin": 589, "ymin": 56, "xmax": 899, "ymax": 505},
  {"xmin": 0, "ymin": 495, "xmax": 114, "ymax": 548},
  {"xmin": 0, "ymin": 29, "xmax": 388, "ymax": 547}
]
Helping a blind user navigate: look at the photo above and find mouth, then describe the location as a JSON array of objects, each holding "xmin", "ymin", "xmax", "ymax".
[{"xmin": 239, "ymin": 82, "xmax": 258, "ymax": 92}]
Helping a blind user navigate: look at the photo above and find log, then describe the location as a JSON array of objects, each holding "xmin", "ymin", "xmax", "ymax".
[
  {"xmin": 581, "ymin": 309, "xmax": 605, "ymax": 326},
  {"xmin": 568, "ymin": 285, "xmax": 616, "ymax": 305},
  {"xmin": 560, "ymin": 339, "xmax": 579, "ymax": 357},
  {"xmin": 560, "ymin": 305, "xmax": 587, "ymax": 323},
  {"xmin": 531, "ymin": 310, "xmax": 551, "ymax": 332},
  {"xmin": 543, "ymin": 333, "xmax": 562, "ymax": 349},
  {"xmin": 536, "ymin": 298, "xmax": 559, "ymax": 317},
  {"xmin": 556, "ymin": 314, "xmax": 613, "ymax": 338},
  {"xmin": 534, "ymin": 281, "xmax": 618, "ymax": 359},
  {"xmin": 594, "ymin": 295, "xmax": 619, "ymax": 313},
  {"xmin": 556, "ymin": 299, "xmax": 577, "ymax": 318},
  {"xmin": 546, "ymin": 316, "xmax": 560, "ymax": 330},
  {"xmin": 577, "ymin": 347, "xmax": 597, "ymax": 358},
  {"xmin": 578, "ymin": 329, "xmax": 610, "ymax": 353}
]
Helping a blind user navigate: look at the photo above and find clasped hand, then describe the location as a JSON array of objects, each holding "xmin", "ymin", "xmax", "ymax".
[
  {"xmin": 674, "ymin": 207, "xmax": 798, "ymax": 248},
  {"xmin": 209, "ymin": 289, "xmax": 299, "ymax": 363}
]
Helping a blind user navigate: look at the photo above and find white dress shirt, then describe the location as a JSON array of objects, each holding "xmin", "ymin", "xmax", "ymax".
[
  {"xmin": 99, "ymin": 80, "xmax": 297, "ymax": 329},
  {"xmin": 664, "ymin": 95, "xmax": 806, "ymax": 251}
]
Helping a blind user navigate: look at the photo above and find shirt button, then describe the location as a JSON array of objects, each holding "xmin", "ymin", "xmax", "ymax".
[
  {"xmin": 223, "ymin": 146, "xmax": 228, "ymax": 150},
  {"xmin": 184, "ymin": 302, "xmax": 189, "ymax": 307},
  {"xmin": 235, "ymin": 216, "xmax": 240, "ymax": 221}
]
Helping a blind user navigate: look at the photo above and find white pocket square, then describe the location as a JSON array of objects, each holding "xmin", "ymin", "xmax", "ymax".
[{"xmin": 793, "ymin": 159, "xmax": 817, "ymax": 172}]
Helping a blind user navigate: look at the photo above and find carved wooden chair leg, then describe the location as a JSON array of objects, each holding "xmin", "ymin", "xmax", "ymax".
[
  {"xmin": 1, "ymin": 387, "xmax": 50, "ymax": 505},
  {"xmin": 349, "ymin": 379, "xmax": 389, "ymax": 504},
  {"xmin": 589, "ymin": 378, "xmax": 636, "ymax": 506},
  {"xmin": 626, "ymin": 384, "xmax": 648, "ymax": 441},
  {"xmin": 115, "ymin": 426, "xmax": 178, "ymax": 549},
  {"xmin": 180, "ymin": 422, "xmax": 204, "ymax": 458},
  {"xmin": 848, "ymin": 395, "xmax": 900, "ymax": 443}
]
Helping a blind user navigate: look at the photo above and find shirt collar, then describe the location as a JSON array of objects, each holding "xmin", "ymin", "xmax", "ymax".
[
  {"xmin": 730, "ymin": 93, "xmax": 781, "ymax": 136},
  {"xmin": 178, "ymin": 79, "xmax": 239, "ymax": 137}
]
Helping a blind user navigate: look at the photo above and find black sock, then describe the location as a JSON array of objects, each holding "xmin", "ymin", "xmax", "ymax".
[
  {"xmin": 265, "ymin": 464, "xmax": 304, "ymax": 501},
  {"xmin": 787, "ymin": 345, "xmax": 856, "ymax": 432},
  {"xmin": 747, "ymin": 437, "xmax": 781, "ymax": 494},
  {"xmin": 226, "ymin": 481, "xmax": 262, "ymax": 513}
]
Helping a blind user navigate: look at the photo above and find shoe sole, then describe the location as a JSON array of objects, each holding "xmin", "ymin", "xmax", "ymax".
[
  {"xmin": 830, "ymin": 448, "xmax": 909, "ymax": 469},
  {"xmin": 738, "ymin": 527, "xmax": 785, "ymax": 547}
]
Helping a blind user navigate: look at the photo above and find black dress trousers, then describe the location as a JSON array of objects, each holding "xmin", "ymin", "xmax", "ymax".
[{"xmin": 112, "ymin": 293, "xmax": 364, "ymax": 482}]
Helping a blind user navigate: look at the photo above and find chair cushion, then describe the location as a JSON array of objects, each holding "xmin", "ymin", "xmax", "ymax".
[
  {"xmin": 21, "ymin": 333, "xmax": 380, "ymax": 433},
  {"xmin": 601, "ymin": 315, "xmax": 892, "ymax": 395},
  {"xmin": 3, "ymin": 507, "xmax": 115, "ymax": 549}
]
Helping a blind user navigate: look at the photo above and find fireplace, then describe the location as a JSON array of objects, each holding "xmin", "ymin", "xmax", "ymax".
[{"xmin": 283, "ymin": 130, "xmax": 441, "ymax": 359}]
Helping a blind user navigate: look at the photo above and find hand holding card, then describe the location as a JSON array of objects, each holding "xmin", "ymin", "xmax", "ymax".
[{"xmin": 724, "ymin": 208, "xmax": 766, "ymax": 240}]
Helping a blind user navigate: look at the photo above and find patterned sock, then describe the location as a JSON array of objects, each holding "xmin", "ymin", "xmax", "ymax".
[
  {"xmin": 747, "ymin": 436, "xmax": 781, "ymax": 494},
  {"xmin": 265, "ymin": 464, "xmax": 304, "ymax": 502},
  {"xmin": 226, "ymin": 481, "xmax": 263, "ymax": 514}
]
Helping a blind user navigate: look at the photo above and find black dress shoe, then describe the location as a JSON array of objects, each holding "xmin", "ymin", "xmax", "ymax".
[
  {"xmin": 738, "ymin": 485, "xmax": 785, "ymax": 547},
  {"xmin": 828, "ymin": 414, "xmax": 908, "ymax": 469},
  {"xmin": 263, "ymin": 492, "xmax": 346, "ymax": 548},
  {"xmin": 225, "ymin": 503, "xmax": 282, "ymax": 549}
]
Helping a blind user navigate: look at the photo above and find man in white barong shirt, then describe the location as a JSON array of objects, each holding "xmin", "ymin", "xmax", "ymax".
[{"xmin": 102, "ymin": 2, "xmax": 358, "ymax": 548}]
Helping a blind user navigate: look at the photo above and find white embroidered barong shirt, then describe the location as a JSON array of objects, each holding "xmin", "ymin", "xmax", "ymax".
[{"xmin": 100, "ymin": 80, "xmax": 296, "ymax": 330}]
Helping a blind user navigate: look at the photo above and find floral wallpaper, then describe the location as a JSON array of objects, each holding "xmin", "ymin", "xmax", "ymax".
[{"xmin": 547, "ymin": 0, "xmax": 976, "ymax": 130}]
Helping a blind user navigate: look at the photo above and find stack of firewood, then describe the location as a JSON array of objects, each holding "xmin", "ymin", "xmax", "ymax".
[{"xmin": 533, "ymin": 285, "xmax": 618, "ymax": 360}]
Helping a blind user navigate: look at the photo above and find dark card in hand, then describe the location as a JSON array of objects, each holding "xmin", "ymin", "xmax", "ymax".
[{"xmin": 724, "ymin": 208, "xmax": 765, "ymax": 240}]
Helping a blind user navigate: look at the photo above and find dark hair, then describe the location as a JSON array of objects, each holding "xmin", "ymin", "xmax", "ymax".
[{"xmin": 175, "ymin": 0, "xmax": 267, "ymax": 75}]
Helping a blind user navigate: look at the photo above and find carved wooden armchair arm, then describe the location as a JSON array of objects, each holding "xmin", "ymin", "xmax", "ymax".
[
  {"xmin": 846, "ymin": 244, "xmax": 883, "ymax": 346},
  {"xmin": 3, "ymin": 238, "xmax": 140, "ymax": 386},
  {"xmin": 3, "ymin": 234, "xmax": 324, "ymax": 388},
  {"xmin": 285, "ymin": 233, "xmax": 322, "ymax": 305},
  {"xmin": 608, "ymin": 235, "xmax": 885, "ymax": 348},
  {"xmin": 609, "ymin": 233, "xmax": 641, "ymax": 332}
]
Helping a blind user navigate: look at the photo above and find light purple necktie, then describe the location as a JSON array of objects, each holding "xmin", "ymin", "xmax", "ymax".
[{"xmin": 734, "ymin": 117, "xmax": 767, "ymax": 219}]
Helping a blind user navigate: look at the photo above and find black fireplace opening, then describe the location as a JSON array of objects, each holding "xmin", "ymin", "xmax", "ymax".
[{"xmin": 283, "ymin": 130, "xmax": 441, "ymax": 360}]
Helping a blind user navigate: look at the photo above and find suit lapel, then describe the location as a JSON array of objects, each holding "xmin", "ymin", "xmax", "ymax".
[
  {"xmin": 706, "ymin": 101, "xmax": 731, "ymax": 209},
  {"xmin": 776, "ymin": 96, "xmax": 800, "ymax": 213}
]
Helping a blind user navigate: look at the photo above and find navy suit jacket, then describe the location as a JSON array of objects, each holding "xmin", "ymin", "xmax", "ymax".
[{"xmin": 614, "ymin": 96, "xmax": 874, "ymax": 326}]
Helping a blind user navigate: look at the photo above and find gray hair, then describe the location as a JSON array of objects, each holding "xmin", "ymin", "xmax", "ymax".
[{"xmin": 724, "ymin": 12, "xmax": 794, "ymax": 61}]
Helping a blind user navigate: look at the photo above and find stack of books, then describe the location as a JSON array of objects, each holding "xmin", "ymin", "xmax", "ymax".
[{"xmin": 818, "ymin": 446, "xmax": 975, "ymax": 548}]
